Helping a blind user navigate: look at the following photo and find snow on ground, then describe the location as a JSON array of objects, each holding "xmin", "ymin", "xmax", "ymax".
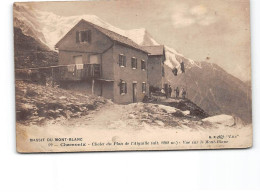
[
  {"xmin": 17, "ymin": 102, "xmax": 252, "ymax": 153},
  {"xmin": 156, "ymin": 104, "xmax": 178, "ymax": 114},
  {"xmin": 203, "ymin": 115, "xmax": 235, "ymax": 127}
]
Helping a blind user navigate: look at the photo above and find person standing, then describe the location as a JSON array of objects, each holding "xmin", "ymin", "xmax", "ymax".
[
  {"xmin": 181, "ymin": 88, "xmax": 187, "ymax": 99},
  {"xmin": 165, "ymin": 85, "xmax": 169, "ymax": 98},
  {"xmin": 161, "ymin": 87, "xmax": 166, "ymax": 97},
  {"xmin": 168, "ymin": 85, "xmax": 172, "ymax": 98},
  {"xmin": 175, "ymin": 87, "xmax": 179, "ymax": 98}
]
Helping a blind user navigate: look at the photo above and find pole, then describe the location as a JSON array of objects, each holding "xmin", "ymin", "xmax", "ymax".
[{"xmin": 92, "ymin": 79, "xmax": 95, "ymax": 95}]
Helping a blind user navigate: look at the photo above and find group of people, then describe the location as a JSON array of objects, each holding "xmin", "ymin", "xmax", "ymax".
[{"xmin": 161, "ymin": 85, "xmax": 186, "ymax": 99}]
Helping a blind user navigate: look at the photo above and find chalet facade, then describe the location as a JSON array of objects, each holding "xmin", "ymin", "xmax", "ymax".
[
  {"xmin": 55, "ymin": 19, "xmax": 149, "ymax": 104},
  {"xmin": 143, "ymin": 45, "xmax": 167, "ymax": 91}
]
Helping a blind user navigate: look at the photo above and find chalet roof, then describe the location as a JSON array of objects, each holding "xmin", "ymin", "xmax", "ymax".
[
  {"xmin": 142, "ymin": 45, "xmax": 165, "ymax": 56},
  {"xmin": 55, "ymin": 19, "xmax": 149, "ymax": 54}
]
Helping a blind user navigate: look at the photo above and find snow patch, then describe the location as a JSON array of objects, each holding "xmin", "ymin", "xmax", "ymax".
[
  {"xmin": 164, "ymin": 50, "xmax": 181, "ymax": 69},
  {"xmin": 202, "ymin": 114, "xmax": 235, "ymax": 126},
  {"xmin": 125, "ymin": 28, "xmax": 146, "ymax": 45},
  {"xmin": 165, "ymin": 45, "xmax": 183, "ymax": 57},
  {"xmin": 157, "ymin": 105, "xmax": 178, "ymax": 114}
]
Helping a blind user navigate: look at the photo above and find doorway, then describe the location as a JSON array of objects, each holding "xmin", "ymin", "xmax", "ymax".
[{"xmin": 133, "ymin": 83, "xmax": 137, "ymax": 103}]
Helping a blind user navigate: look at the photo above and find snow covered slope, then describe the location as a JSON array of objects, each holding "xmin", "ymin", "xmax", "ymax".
[
  {"xmin": 14, "ymin": 3, "xmax": 160, "ymax": 50},
  {"xmin": 14, "ymin": 4, "xmax": 125, "ymax": 49},
  {"xmin": 125, "ymin": 28, "xmax": 159, "ymax": 46}
]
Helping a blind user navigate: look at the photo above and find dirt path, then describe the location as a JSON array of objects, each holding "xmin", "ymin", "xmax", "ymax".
[
  {"xmin": 85, "ymin": 104, "xmax": 127, "ymax": 127},
  {"xmin": 62, "ymin": 103, "xmax": 131, "ymax": 130}
]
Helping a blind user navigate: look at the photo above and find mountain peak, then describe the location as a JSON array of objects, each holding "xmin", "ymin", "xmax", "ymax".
[{"xmin": 125, "ymin": 28, "xmax": 159, "ymax": 46}]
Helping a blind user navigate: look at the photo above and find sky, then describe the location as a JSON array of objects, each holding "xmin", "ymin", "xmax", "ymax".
[{"xmin": 30, "ymin": 0, "xmax": 251, "ymax": 81}]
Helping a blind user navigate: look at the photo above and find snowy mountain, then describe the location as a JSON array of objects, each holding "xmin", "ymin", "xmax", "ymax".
[
  {"xmin": 13, "ymin": 3, "xmax": 252, "ymax": 123},
  {"xmin": 14, "ymin": 3, "xmax": 159, "ymax": 50}
]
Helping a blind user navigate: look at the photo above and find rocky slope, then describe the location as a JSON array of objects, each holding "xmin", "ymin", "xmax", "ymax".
[
  {"xmin": 16, "ymin": 81, "xmax": 108, "ymax": 125},
  {"xmin": 165, "ymin": 62, "xmax": 252, "ymax": 123},
  {"xmin": 14, "ymin": 27, "xmax": 58, "ymax": 69}
]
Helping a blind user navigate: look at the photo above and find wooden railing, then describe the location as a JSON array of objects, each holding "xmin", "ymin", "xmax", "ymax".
[
  {"xmin": 58, "ymin": 64, "xmax": 101, "ymax": 80},
  {"xmin": 15, "ymin": 64, "xmax": 101, "ymax": 82}
]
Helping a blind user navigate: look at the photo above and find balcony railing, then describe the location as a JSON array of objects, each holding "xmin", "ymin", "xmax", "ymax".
[
  {"xmin": 58, "ymin": 63, "xmax": 101, "ymax": 80},
  {"xmin": 15, "ymin": 64, "xmax": 101, "ymax": 82}
]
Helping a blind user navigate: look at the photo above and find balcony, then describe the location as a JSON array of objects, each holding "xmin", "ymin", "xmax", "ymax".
[
  {"xmin": 58, "ymin": 63, "xmax": 101, "ymax": 81},
  {"xmin": 15, "ymin": 63, "xmax": 101, "ymax": 82}
]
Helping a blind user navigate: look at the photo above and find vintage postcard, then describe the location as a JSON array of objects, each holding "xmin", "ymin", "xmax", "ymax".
[{"xmin": 14, "ymin": 0, "xmax": 252, "ymax": 153}]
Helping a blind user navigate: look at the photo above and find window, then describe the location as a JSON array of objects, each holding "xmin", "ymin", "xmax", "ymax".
[
  {"xmin": 141, "ymin": 60, "xmax": 146, "ymax": 70},
  {"xmin": 89, "ymin": 54, "xmax": 101, "ymax": 64},
  {"xmin": 131, "ymin": 57, "xmax": 137, "ymax": 69},
  {"xmin": 142, "ymin": 82, "xmax": 146, "ymax": 93},
  {"xmin": 119, "ymin": 54, "xmax": 126, "ymax": 67},
  {"xmin": 73, "ymin": 55, "xmax": 83, "ymax": 64},
  {"xmin": 120, "ymin": 81, "xmax": 127, "ymax": 95},
  {"xmin": 76, "ymin": 30, "xmax": 91, "ymax": 43}
]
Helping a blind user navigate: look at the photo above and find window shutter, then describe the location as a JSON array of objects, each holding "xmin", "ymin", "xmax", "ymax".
[
  {"xmin": 122, "ymin": 55, "xmax": 124, "ymax": 66},
  {"xmin": 83, "ymin": 31, "xmax": 87, "ymax": 42},
  {"xmin": 141, "ymin": 60, "xmax": 146, "ymax": 70},
  {"xmin": 120, "ymin": 83, "xmax": 122, "ymax": 94},
  {"xmin": 119, "ymin": 55, "xmax": 122, "ymax": 66},
  {"xmin": 132, "ymin": 58, "xmax": 137, "ymax": 69},
  {"xmin": 76, "ymin": 31, "xmax": 79, "ymax": 43},
  {"xmin": 119, "ymin": 55, "xmax": 126, "ymax": 67},
  {"xmin": 125, "ymin": 82, "xmax": 127, "ymax": 93},
  {"xmin": 88, "ymin": 30, "xmax": 92, "ymax": 43}
]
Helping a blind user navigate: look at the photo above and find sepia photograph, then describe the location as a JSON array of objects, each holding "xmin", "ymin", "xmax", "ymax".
[{"xmin": 14, "ymin": 0, "xmax": 252, "ymax": 153}]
